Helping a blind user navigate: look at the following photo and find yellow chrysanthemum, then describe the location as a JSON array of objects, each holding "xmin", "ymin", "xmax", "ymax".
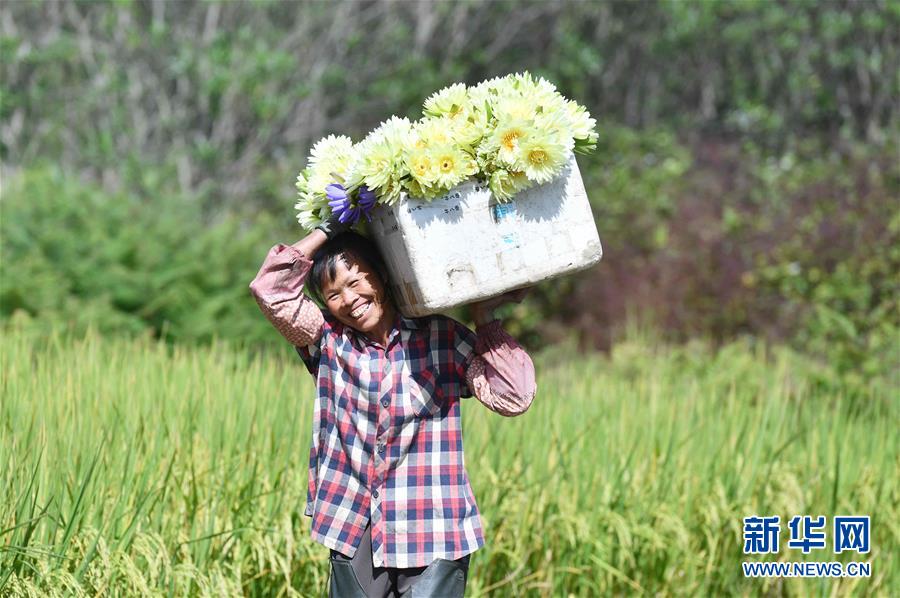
[
  {"xmin": 295, "ymin": 72, "xmax": 595, "ymax": 214},
  {"xmin": 294, "ymin": 168, "xmax": 330, "ymax": 230},
  {"xmin": 474, "ymin": 144, "xmax": 499, "ymax": 176},
  {"xmin": 295, "ymin": 202, "xmax": 329, "ymax": 232},
  {"xmin": 405, "ymin": 179, "xmax": 426, "ymax": 200},
  {"xmin": 489, "ymin": 169, "xmax": 516, "ymax": 201},
  {"xmin": 379, "ymin": 180, "xmax": 404, "ymax": 205},
  {"xmin": 374, "ymin": 116, "xmax": 414, "ymax": 149},
  {"xmin": 432, "ymin": 144, "xmax": 477, "ymax": 189},
  {"xmin": 470, "ymin": 75, "xmax": 505, "ymax": 97},
  {"xmin": 450, "ymin": 115, "xmax": 484, "ymax": 147},
  {"xmin": 492, "ymin": 93, "xmax": 536, "ymax": 122},
  {"xmin": 423, "ymin": 83, "xmax": 470, "ymax": 119},
  {"xmin": 295, "ymin": 136, "xmax": 359, "ymax": 230},
  {"xmin": 514, "ymin": 131, "xmax": 569, "ymax": 184},
  {"xmin": 468, "ymin": 77, "xmax": 504, "ymax": 118},
  {"xmin": 565, "ymin": 100, "xmax": 597, "ymax": 142},
  {"xmin": 305, "ymin": 170, "xmax": 337, "ymax": 198},
  {"xmin": 467, "ymin": 100, "xmax": 491, "ymax": 131},
  {"xmin": 515, "ymin": 74, "xmax": 563, "ymax": 111},
  {"xmin": 533, "ymin": 111, "xmax": 576, "ymax": 152},
  {"xmin": 355, "ymin": 140, "xmax": 394, "ymax": 189},
  {"xmin": 295, "ymin": 169, "xmax": 310, "ymax": 196},
  {"xmin": 405, "ymin": 147, "xmax": 439, "ymax": 187},
  {"xmin": 347, "ymin": 119, "xmax": 411, "ymax": 204},
  {"xmin": 307, "ymin": 134, "xmax": 355, "ymax": 186},
  {"xmin": 490, "ymin": 119, "xmax": 533, "ymax": 166},
  {"xmin": 405, "ymin": 178, "xmax": 442, "ymax": 201},
  {"xmin": 508, "ymin": 168, "xmax": 532, "ymax": 193},
  {"xmin": 488, "ymin": 167, "xmax": 533, "ymax": 202},
  {"xmin": 413, "ymin": 117, "xmax": 454, "ymax": 149}
]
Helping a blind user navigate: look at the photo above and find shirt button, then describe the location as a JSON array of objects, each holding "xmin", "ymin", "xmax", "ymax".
[
  {"xmin": 378, "ymin": 443, "xmax": 386, "ymax": 454},
  {"xmin": 373, "ymin": 490, "xmax": 379, "ymax": 499},
  {"xmin": 381, "ymin": 398, "xmax": 389, "ymax": 408}
]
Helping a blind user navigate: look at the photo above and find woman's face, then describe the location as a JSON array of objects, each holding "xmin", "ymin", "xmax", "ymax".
[{"xmin": 321, "ymin": 252, "xmax": 394, "ymax": 337}]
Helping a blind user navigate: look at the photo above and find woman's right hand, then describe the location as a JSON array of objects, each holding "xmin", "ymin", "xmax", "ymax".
[
  {"xmin": 315, "ymin": 215, "xmax": 351, "ymax": 241},
  {"xmin": 291, "ymin": 216, "xmax": 347, "ymax": 257},
  {"xmin": 470, "ymin": 287, "xmax": 530, "ymax": 326}
]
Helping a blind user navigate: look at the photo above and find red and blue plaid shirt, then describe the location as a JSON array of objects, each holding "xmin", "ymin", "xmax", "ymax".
[{"xmin": 296, "ymin": 312, "xmax": 485, "ymax": 568}]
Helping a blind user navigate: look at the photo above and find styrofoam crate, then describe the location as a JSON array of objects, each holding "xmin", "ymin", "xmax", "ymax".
[{"xmin": 368, "ymin": 154, "xmax": 602, "ymax": 317}]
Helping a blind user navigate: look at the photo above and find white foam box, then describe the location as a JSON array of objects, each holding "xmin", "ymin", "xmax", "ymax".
[{"xmin": 367, "ymin": 155, "xmax": 602, "ymax": 317}]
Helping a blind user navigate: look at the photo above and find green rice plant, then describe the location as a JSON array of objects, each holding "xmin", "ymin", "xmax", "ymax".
[{"xmin": 1, "ymin": 325, "xmax": 896, "ymax": 596}]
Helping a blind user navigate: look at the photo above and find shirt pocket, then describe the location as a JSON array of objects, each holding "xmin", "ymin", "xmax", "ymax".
[{"xmin": 407, "ymin": 366, "xmax": 442, "ymax": 418}]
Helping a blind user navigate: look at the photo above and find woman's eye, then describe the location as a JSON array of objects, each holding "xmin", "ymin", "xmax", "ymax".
[{"xmin": 350, "ymin": 280, "xmax": 360, "ymax": 287}]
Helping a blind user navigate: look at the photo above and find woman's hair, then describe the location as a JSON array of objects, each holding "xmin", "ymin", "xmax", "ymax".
[{"xmin": 306, "ymin": 231, "xmax": 393, "ymax": 307}]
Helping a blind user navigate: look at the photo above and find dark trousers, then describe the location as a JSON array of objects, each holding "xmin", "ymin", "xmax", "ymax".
[{"xmin": 328, "ymin": 525, "xmax": 470, "ymax": 597}]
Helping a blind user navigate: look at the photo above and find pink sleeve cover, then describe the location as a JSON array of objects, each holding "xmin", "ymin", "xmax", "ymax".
[
  {"xmin": 248, "ymin": 243, "xmax": 324, "ymax": 347},
  {"xmin": 466, "ymin": 320, "xmax": 537, "ymax": 416}
]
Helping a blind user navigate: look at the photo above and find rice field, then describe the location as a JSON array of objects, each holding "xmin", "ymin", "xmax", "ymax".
[{"xmin": 1, "ymin": 326, "xmax": 897, "ymax": 596}]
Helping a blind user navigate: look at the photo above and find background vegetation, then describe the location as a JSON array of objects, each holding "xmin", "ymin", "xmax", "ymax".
[
  {"xmin": 3, "ymin": 0, "xmax": 898, "ymax": 377},
  {"xmin": 2, "ymin": 0, "xmax": 898, "ymax": 595}
]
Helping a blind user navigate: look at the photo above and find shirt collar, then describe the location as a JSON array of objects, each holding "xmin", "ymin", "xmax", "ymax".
[
  {"xmin": 399, "ymin": 314, "xmax": 420, "ymax": 330},
  {"xmin": 342, "ymin": 312, "xmax": 421, "ymax": 351}
]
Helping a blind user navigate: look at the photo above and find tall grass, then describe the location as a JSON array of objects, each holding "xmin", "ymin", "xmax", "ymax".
[{"xmin": 1, "ymin": 327, "xmax": 896, "ymax": 596}]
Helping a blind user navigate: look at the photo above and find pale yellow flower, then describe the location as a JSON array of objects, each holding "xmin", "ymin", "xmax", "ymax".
[
  {"xmin": 295, "ymin": 169, "xmax": 310, "ymax": 196},
  {"xmin": 508, "ymin": 169, "xmax": 532, "ymax": 194},
  {"xmin": 308, "ymin": 134, "xmax": 354, "ymax": 171},
  {"xmin": 432, "ymin": 144, "xmax": 477, "ymax": 189},
  {"xmin": 492, "ymin": 93, "xmax": 536, "ymax": 122},
  {"xmin": 490, "ymin": 119, "xmax": 533, "ymax": 166},
  {"xmin": 347, "ymin": 120, "xmax": 411, "ymax": 204},
  {"xmin": 404, "ymin": 147, "xmax": 439, "ymax": 187},
  {"xmin": 564, "ymin": 100, "xmax": 598, "ymax": 141},
  {"xmin": 294, "ymin": 72, "xmax": 595, "ymax": 215},
  {"xmin": 295, "ymin": 203, "xmax": 328, "ymax": 231},
  {"xmin": 515, "ymin": 131, "xmax": 569, "ymax": 184},
  {"xmin": 405, "ymin": 178, "xmax": 442, "ymax": 201},
  {"xmin": 534, "ymin": 110, "xmax": 576, "ymax": 153},
  {"xmin": 413, "ymin": 117, "xmax": 455, "ymax": 149},
  {"xmin": 423, "ymin": 83, "xmax": 470, "ymax": 120},
  {"xmin": 374, "ymin": 116, "xmax": 414, "ymax": 149},
  {"xmin": 450, "ymin": 115, "xmax": 485, "ymax": 147},
  {"xmin": 489, "ymin": 169, "xmax": 516, "ymax": 201},
  {"xmin": 405, "ymin": 178, "xmax": 426, "ymax": 200}
]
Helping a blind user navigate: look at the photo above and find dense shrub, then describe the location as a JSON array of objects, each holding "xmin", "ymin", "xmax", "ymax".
[
  {"xmin": 1, "ymin": 166, "xmax": 292, "ymax": 345},
  {"xmin": 561, "ymin": 137, "xmax": 899, "ymax": 385}
]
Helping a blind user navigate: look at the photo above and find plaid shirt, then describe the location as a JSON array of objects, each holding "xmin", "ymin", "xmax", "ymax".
[
  {"xmin": 249, "ymin": 243, "xmax": 536, "ymax": 568},
  {"xmin": 297, "ymin": 313, "xmax": 484, "ymax": 567}
]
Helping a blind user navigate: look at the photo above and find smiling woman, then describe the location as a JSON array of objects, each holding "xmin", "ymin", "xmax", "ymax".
[{"xmin": 248, "ymin": 219, "xmax": 537, "ymax": 597}]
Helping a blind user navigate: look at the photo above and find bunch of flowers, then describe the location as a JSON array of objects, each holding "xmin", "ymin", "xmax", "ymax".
[{"xmin": 295, "ymin": 72, "xmax": 597, "ymax": 231}]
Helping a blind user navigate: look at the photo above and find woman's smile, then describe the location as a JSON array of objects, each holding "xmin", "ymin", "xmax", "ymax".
[{"xmin": 350, "ymin": 302, "xmax": 371, "ymax": 319}]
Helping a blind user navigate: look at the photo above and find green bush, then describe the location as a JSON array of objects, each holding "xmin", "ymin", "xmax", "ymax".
[
  {"xmin": 1, "ymin": 166, "xmax": 292, "ymax": 345},
  {"xmin": 746, "ymin": 142, "xmax": 900, "ymax": 385}
]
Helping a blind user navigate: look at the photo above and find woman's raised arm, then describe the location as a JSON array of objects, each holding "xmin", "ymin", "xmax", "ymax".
[
  {"xmin": 248, "ymin": 229, "xmax": 329, "ymax": 347},
  {"xmin": 465, "ymin": 289, "xmax": 537, "ymax": 416}
]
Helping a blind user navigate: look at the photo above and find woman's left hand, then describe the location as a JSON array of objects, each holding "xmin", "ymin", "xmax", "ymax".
[{"xmin": 470, "ymin": 287, "xmax": 530, "ymax": 326}]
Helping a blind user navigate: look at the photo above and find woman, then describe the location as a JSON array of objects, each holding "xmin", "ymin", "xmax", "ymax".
[{"xmin": 249, "ymin": 218, "xmax": 536, "ymax": 597}]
